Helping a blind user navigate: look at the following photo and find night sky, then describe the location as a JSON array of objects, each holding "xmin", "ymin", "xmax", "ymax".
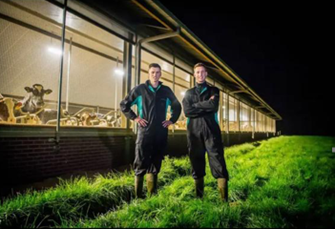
[{"xmin": 159, "ymin": 1, "xmax": 333, "ymax": 136}]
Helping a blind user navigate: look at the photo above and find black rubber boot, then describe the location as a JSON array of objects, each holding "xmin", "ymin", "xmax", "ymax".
[
  {"xmin": 135, "ymin": 176, "xmax": 144, "ymax": 199},
  {"xmin": 195, "ymin": 178, "xmax": 204, "ymax": 198}
]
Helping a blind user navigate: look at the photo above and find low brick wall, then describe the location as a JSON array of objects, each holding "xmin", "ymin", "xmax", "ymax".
[
  {"xmin": 0, "ymin": 136, "xmax": 135, "ymax": 193},
  {"xmin": 0, "ymin": 131, "xmax": 276, "ymax": 197}
]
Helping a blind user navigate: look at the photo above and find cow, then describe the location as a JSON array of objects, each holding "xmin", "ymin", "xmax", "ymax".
[
  {"xmin": 13, "ymin": 85, "xmax": 123, "ymax": 127},
  {"xmin": 0, "ymin": 93, "xmax": 8, "ymax": 122},
  {"xmin": 76, "ymin": 112, "xmax": 97, "ymax": 126},
  {"xmin": 16, "ymin": 84, "xmax": 52, "ymax": 113},
  {"xmin": 15, "ymin": 84, "xmax": 68, "ymax": 124},
  {"xmin": 0, "ymin": 93, "xmax": 17, "ymax": 123}
]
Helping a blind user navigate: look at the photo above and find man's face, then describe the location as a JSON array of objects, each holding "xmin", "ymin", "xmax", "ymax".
[
  {"xmin": 194, "ymin": 66, "xmax": 207, "ymax": 84},
  {"xmin": 149, "ymin": 67, "xmax": 162, "ymax": 83}
]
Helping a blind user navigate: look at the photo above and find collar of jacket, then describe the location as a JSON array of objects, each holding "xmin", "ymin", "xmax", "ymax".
[
  {"xmin": 195, "ymin": 81, "xmax": 208, "ymax": 95},
  {"xmin": 146, "ymin": 80, "xmax": 162, "ymax": 93}
]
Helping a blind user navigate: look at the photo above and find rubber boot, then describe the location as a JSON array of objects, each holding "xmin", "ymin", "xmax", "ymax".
[
  {"xmin": 195, "ymin": 178, "xmax": 204, "ymax": 198},
  {"xmin": 218, "ymin": 178, "xmax": 228, "ymax": 202},
  {"xmin": 135, "ymin": 176, "xmax": 144, "ymax": 199},
  {"xmin": 146, "ymin": 173, "xmax": 157, "ymax": 196}
]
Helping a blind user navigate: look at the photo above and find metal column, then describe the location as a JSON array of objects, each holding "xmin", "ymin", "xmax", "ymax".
[
  {"xmin": 225, "ymin": 92, "xmax": 230, "ymax": 146},
  {"xmin": 252, "ymin": 108, "xmax": 256, "ymax": 139},
  {"xmin": 237, "ymin": 99, "xmax": 240, "ymax": 132},
  {"xmin": 123, "ymin": 40, "xmax": 133, "ymax": 129},
  {"xmin": 55, "ymin": 0, "xmax": 68, "ymax": 143}
]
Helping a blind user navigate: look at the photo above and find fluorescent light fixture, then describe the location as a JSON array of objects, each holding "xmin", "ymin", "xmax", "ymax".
[
  {"xmin": 114, "ymin": 69, "xmax": 125, "ymax": 76},
  {"xmin": 162, "ymin": 63, "xmax": 170, "ymax": 71},
  {"xmin": 48, "ymin": 47, "xmax": 63, "ymax": 56}
]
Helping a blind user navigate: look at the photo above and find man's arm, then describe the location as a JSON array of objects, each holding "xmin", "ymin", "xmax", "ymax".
[
  {"xmin": 162, "ymin": 88, "xmax": 182, "ymax": 128},
  {"xmin": 167, "ymin": 88, "xmax": 182, "ymax": 124},
  {"xmin": 120, "ymin": 87, "xmax": 139, "ymax": 121},
  {"xmin": 182, "ymin": 91, "xmax": 210, "ymax": 118},
  {"xmin": 192, "ymin": 87, "xmax": 219, "ymax": 112},
  {"xmin": 120, "ymin": 86, "xmax": 148, "ymax": 127}
]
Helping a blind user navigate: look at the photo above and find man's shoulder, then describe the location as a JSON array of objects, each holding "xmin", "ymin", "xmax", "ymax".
[
  {"xmin": 161, "ymin": 84, "xmax": 171, "ymax": 89},
  {"xmin": 135, "ymin": 83, "xmax": 146, "ymax": 90},
  {"xmin": 186, "ymin": 87, "xmax": 196, "ymax": 94},
  {"xmin": 181, "ymin": 88, "xmax": 195, "ymax": 98},
  {"xmin": 160, "ymin": 85, "xmax": 174, "ymax": 93},
  {"xmin": 128, "ymin": 84, "xmax": 146, "ymax": 95},
  {"xmin": 208, "ymin": 85, "xmax": 219, "ymax": 92}
]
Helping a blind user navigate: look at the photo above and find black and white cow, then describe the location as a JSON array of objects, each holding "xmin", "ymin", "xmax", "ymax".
[
  {"xmin": 16, "ymin": 84, "xmax": 67, "ymax": 124},
  {"xmin": 18, "ymin": 84, "xmax": 52, "ymax": 113}
]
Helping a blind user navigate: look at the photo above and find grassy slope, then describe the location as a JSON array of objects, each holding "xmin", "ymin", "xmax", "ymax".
[
  {"xmin": 1, "ymin": 136, "xmax": 334, "ymax": 228},
  {"xmin": 0, "ymin": 158, "xmax": 192, "ymax": 228}
]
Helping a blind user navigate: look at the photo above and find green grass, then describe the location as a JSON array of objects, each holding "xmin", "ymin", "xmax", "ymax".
[
  {"xmin": 1, "ymin": 136, "xmax": 335, "ymax": 228},
  {"xmin": 0, "ymin": 157, "xmax": 192, "ymax": 228}
]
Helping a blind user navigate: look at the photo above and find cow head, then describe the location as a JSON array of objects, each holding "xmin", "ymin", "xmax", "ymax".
[{"xmin": 19, "ymin": 84, "xmax": 52, "ymax": 113}]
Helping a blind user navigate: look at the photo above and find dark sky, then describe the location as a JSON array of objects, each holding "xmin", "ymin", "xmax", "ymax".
[{"xmin": 159, "ymin": 1, "xmax": 334, "ymax": 136}]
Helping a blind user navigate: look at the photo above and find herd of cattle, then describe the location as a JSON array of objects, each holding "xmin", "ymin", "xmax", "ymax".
[
  {"xmin": 0, "ymin": 84, "xmax": 190, "ymax": 129},
  {"xmin": 0, "ymin": 84, "xmax": 122, "ymax": 127}
]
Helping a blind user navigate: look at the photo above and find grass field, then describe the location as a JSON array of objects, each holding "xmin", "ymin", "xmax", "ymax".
[{"xmin": 1, "ymin": 136, "xmax": 334, "ymax": 228}]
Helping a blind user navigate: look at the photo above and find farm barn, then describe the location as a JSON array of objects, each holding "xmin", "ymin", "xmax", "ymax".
[{"xmin": 0, "ymin": 0, "xmax": 281, "ymax": 194}]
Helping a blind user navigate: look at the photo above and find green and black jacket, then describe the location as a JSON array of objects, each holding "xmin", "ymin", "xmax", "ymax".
[
  {"xmin": 120, "ymin": 80, "xmax": 182, "ymax": 133},
  {"xmin": 182, "ymin": 82, "xmax": 221, "ymax": 135}
]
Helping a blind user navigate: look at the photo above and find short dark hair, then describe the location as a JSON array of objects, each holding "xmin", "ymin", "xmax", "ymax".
[
  {"xmin": 149, "ymin": 63, "xmax": 161, "ymax": 70},
  {"xmin": 193, "ymin": 63, "xmax": 208, "ymax": 72}
]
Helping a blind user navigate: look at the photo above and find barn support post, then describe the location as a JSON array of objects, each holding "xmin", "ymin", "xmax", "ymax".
[
  {"xmin": 226, "ymin": 92, "xmax": 230, "ymax": 146},
  {"xmin": 123, "ymin": 40, "xmax": 133, "ymax": 130},
  {"xmin": 252, "ymin": 108, "xmax": 256, "ymax": 139},
  {"xmin": 65, "ymin": 37, "xmax": 72, "ymax": 112},
  {"xmin": 172, "ymin": 49, "xmax": 176, "ymax": 134},
  {"xmin": 55, "ymin": 0, "xmax": 68, "ymax": 144}
]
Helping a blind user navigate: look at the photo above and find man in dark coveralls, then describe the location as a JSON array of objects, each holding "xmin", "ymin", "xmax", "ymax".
[
  {"xmin": 120, "ymin": 63, "xmax": 181, "ymax": 198},
  {"xmin": 182, "ymin": 63, "xmax": 229, "ymax": 202}
]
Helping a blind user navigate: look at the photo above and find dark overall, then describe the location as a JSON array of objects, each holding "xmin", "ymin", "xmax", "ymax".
[
  {"xmin": 120, "ymin": 80, "xmax": 181, "ymax": 176},
  {"xmin": 182, "ymin": 82, "xmax": 229, "ymax": 180}
]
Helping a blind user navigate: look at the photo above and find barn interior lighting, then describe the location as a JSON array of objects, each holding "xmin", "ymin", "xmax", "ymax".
[
  {"xmin": 114, "ymin": 69, "xmax": 125, "ymax": 76},
  {"xmin": 114, "ymin": 57, "xmax": 124, "ymax": 76},
  {"xmin": 48, "ymin": 34, "xmax": 63, "ymax": 56},
  {"xmin": 48, "ymin": 47, "xmax": 63, "ymax": 56},
  {"xmin": 181, "ymin": 91, "xmax": 186, "ymax": 96}
]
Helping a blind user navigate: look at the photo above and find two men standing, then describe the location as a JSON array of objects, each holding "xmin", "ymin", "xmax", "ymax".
[{"xmin": 120, "ymin": 62, "xmax": 229, "ymax": 202}]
